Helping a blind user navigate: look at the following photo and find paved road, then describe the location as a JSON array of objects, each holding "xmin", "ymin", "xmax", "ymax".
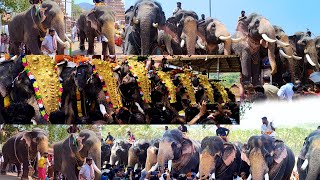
[
  {"xmin": 71, "ymin": 40, "xmax": 123, "ymax": 55},
  {"xmin": 0, "ymin": 172, "xmax": 33, "ymax": 180}
]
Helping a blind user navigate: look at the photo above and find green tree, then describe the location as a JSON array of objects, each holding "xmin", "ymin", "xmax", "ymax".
[
  {"xmin": 0, "ymin": 0, "xmax": 30, "ymax": 14},
  {"xmin": 71, "ymin": 0, "xmax": 83, "ymax": 21}
]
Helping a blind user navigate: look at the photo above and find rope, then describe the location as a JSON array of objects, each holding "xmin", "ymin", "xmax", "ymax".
[{"xmin": 68, "ymin": 135, "xmax": 84, "ymax": 169}]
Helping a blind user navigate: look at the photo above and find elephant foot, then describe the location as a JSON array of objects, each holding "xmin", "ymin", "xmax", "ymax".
[
  {"xmin": 0, "ymin": 170, "xmax": 6, "ymax": 175},
  {"xmin": 20, "ymin": 176, "xmax": 29, "ymax": 180},
  {"xmin": 79, "ymin": 45, "xmax": 85, "ymax": 51},
  {"xmin": 17, "ymin": 171, "xmax": 22, "ymax": 177}
]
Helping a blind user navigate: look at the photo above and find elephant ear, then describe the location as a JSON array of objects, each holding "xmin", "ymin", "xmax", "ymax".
[
  {"xmin": 87, "ymin": 12, "xmax": 100, "ymax": 32},
  {"xmin": 240, "ymin": 143, "xmax": 250, "ymax": 165},
  {"xmin": 273, "ymin": 140, "xmax": 288, "ymax": 164},
  {"xmin": 222, "ymin": 143, "xmax": 237, "ymax": 166},
  {"xmin": 20, "ymin": 131, "xmax": 35, "ymax": 148}
]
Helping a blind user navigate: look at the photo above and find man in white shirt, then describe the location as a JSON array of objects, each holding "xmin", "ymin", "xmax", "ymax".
[
  {"xmin": 79, "ymin": 157, "xmax": 95, "ymax": 180},
  {"xmin": 277, "ymin": 72, "xmax": 294, "ymax": 101},
  {"xmin": 71, "ymin": 25, "xmax": 77, "ymax": 43},
  {"xmin": 41, "ymin": 29, "xmax": 57, "ymax": 57},
  {"xmin": 261, "ymin": 117, "xmax": 276, "ymax": 138},
  {"xmin": 263, "ymin": 76, "xmax": 279, "ymax": 100}
]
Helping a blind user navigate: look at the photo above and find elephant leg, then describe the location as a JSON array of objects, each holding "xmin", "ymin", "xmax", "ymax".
[
  {"xmin": 102, "ymin": 41, "xmax": 107, "ymax": 56},
  {"xmin": 240, "ymin": 49, "xmax": 252, "ymax": 83},
  {"xmin": 251, "ymin": 54, "xmax": 261, "ymax": 85},
  {"xmin": 21, "ymin": 161, "xmax": 29, "ymax": 179},
  {"xmin": 61, "ymin": 161, "xmax": 77, "ymax": 180},
  {"xmin": 79, "ymin": 31, "xmax": 86, "ymax": 51},
  {"xmin": 25, "ymin": 36, "xmax": 42, "ymax": 55},
  {"xmin": 15, "ymin": 163, "xmax": 21, "ymax": 177},
  {"xmin": 87, "ymin": 35, "xmax": 95, "ymax": 55},
  {"xmin": 1, "ymin": 157, "xmax": 8, "ymax": 174}
]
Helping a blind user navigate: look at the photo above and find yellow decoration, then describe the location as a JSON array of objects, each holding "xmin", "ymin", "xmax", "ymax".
[
  {"xmin": 179, "ymin": 71, "xmax": 196, "ymax": 105},
  {"xmin": 198, "ymin": 75, "xmax": 214, "ymax": 103},
  {"xmin": 213, "ymin": 82, "xmax": 229, "ymax": 103},
  {"xmin": 25, "ymin": 55, "xmax": 61, "ymax": 115},
  {"xmin": 4, "ymin": 96, "xmax": 10, "ymax": 108},
  {"xmin": 127, "ymin": 60, "xmax": 152, "ymax": 103},
  {"xmin": 76, "ymin": 88, "xmax": 83, "ymax": 117},
  {"xmin": 157, "ymin": 71, "xmax": 177, "ymax": 103},
  {"xmin": 91, "ymin": 59, "xmax": 123, "ymax": 108}
]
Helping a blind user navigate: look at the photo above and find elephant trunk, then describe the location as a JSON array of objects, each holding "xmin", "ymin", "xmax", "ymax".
[
  {"xmin": 102, "ymin": 21, "xmax": 115, "ymax": 55},
  {"xmin": 280, "ymin": 35, "xmax": 296, "ymax": 81},
  {"xmin": 37, "ymin": 137, "xmax": 49, "ymax": 156},
  {"xmin": 305, "ymin": 149, "xmax": 320, "ymax": 180},
  {"xmin": 268, "ymin": 41, "xmax": 277, "ymax": 75},
  {"xmin": 199, "ymin": 151, "xmax": 216, "ymax": 179},
  {"xmin": 128, "ymin": 148, "xmax": 139, "ymax": 167},
  {"xmin": 157, "ymin": 148, "xmax": 173, "ymax": 173},
  {"xmin": 249, "ymin": 149, "xmax": 269, "ymax": 180},
  {"xmin": 223, "ymin": 39, "xmax": 232, "ymax": 55},
  {"xmin": 52, "ymin": 13, "xmax": 66, "ymax": 55},
  {"xmin": 88, "ymin": 143, "xmax": 102, "ymax": 180},
  {"xmin": 139, "ymin": 10, "xmax": 156, "ymax": 55},
  {"xmin": 145, "ymin": 147, "xmax": 158, "ymax": 172},
  {"xmin": 183, "ymin": 16, "xmax": 197, "ymax": 55}
]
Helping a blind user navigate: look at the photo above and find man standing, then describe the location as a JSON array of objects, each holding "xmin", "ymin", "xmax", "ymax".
[
  {"xmin": 41, "ymin": 29, "xmax": 57, "ymax": 57},
  {"xmin": 127, "ymin": 130, "xmax": 136, "ymax": 144},
  {"xmin": 173, "ymin": 2, "xmax": 182, "ymax": 15},
  {"xmin": 262, "ymin": 76, "xmax": 279, "ymax": 100},
  {"xmin": 105, "ymin": 132, "xmax": 114, "ymax": 145},
  {"xmin": 261, "ymin": 117, "xmax": 276, "ymax": 138},
  {"xmin": 79, "ymin": 157, "xmax": 95, "ymax": 180},
  {"xmin": 216, "ymin": 124, "xmax": 230, "ymax": 142},
  {"xmin": 38, "ymin": 152, "xmax": 50, "ymax": 180},
  {"xmin": 277, "ymin": 72, "xmax": 294, "ymax": 101}
]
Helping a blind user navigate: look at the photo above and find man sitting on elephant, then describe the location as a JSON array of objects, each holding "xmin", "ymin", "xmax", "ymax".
[
  {"xmin": 29, "ymin": 0, "xmax": 46, "ymax": 22},
  {"xmin": 261, "ymin": 117, "xmax": 276, "ymax": 138}
]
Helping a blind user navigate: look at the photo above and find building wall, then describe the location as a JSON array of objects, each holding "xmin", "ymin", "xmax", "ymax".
[{"xmin": 105, "ymin": 0, "xmax": 125, "ymax": 22}]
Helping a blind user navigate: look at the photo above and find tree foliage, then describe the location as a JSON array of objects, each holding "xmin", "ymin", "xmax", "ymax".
[
  {"xmin": 71, "ymin": 0, "xmax": 83, "ymax": 21},
  {"xmin": 0, "ymin": 0, "xmax": 30, "ymax": 14}
]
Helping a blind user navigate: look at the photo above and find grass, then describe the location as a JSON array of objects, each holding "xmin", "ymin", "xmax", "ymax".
[{"xmin": 102, "ymin": 125, "xmax": 313, "ymax": 155}]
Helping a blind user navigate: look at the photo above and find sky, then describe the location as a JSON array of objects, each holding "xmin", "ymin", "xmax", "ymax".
[{"xmin": 123, "ymin": 0, "xmax": 320, "ymax": 36}]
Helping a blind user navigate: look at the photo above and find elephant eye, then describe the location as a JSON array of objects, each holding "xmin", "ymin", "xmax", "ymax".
[{"xmin": 255, "ymin": 20, "xmax": 260, "ymax": 26}]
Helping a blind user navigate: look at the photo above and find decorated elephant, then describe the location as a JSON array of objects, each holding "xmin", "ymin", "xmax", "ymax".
[
  {"xmin": 128, "ymin": 140, "xmax": 150, "ymax": 168},
  {"xmin": 101, "ymin": 141, "xmax": 112, "ymax": 167},
  {"xmin": 77, "ymin": 5, "xmax": 116, "ymax": 55},
  {"xmin": 109, "ymin": 140, "xmax": 132, "ymax": 166},
  {"xmin": 199, "ymin": 136, "xmax": 242, "ymax": 179},
  {"xmin": 242, "ymin": 135, "xmax": 295, "ymax": 180},
  {"xmin": 197, "ymin": 17, "xmax": 240, "ymax": 55},
  {"xmin": 289, "ymin": 31, "xmax": 319, "ymax": 82},
  {"xmin": 232, "ymin": 13, "xmax": 288, "ymax": 85},
  {"xmin": 157, "ymin": 129, "xmax": 200, "ymax": 174},
  {"xmin": 9, "ymin": 0, "xmax": 67, "ymax": 55},
  {"xmin": 297, "ymin": 130, "xmax": 320, "ymax": 180},
  {"xmin": 124, "ymin": 0, "xmax": 167, "ymax": 55},
  {"xmin": 157, "ymin": 30, "xmax": 183, "ymax": 55},
  {"xmin": 53, "ymin": 129, "xmax": 101, "ymax": 180},
  {"xmin": 145, "ymin": 138, "xmax": 160, "ymax": 171},
  {"xmin": 166, "ymin": 10, "xmax": 199, "ymax": 55},
  {"xmin": 1, "ymin": 128, "xmax": 49, "ymax": 180}
]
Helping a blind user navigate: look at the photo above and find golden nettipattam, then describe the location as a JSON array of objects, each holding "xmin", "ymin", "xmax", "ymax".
[
  {"xmin": 23, "ymin": 55, "xmax": 62, "ymax": 121},
  {"xmin": 156, "ymin": 71, "xmax": 177, "ymax": 103},
  {"xmin": 198, "ymin": 75, "xmax": 214, "ymax": 103},
  {"xmin": 179, "ymin": 70, "xmax": 196, "ymax": 105},
  {"xmin": 91, "ymin": 59, "xmax": 123, "ymax": 108},
  {"xmin": 127, "ymin": 59, "xmax": 152, "ymax": 103}
]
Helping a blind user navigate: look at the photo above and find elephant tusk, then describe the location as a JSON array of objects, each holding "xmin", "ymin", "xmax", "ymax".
[
  {"xmin": 55, "ymin": 34, "xmax": 65, "ymax": 45},
  {"xmin": 279, "ymin": 49, "xmax": 292, "ymax": 59},
  {"xmin": 262, "ymin": 33, "xmax": 276, "ymax": 43},
  {"xmin": 306, "ymin": 54, "xmax": 316, "ymax": 66},
  {"xmin": 134, "ymin": 163, "xmax": 139, "ymax": 171},
  {"xmin": 135, "ymin": 102, "xmax": 145, "ymax": 114},
  {"xmin": 115, "ymin": 160, "xmax": 119, "ymax": 165},
  {"xmin": 292, "ymin": 55, "xmax": 302, "ymax": 60},
  {"xmin": 247, "ymin": 174, "xmax": 252, "ymax": 180},
  {"xmin": 219, "ymin": 35, "xmax": 231, "ymax": 41},
  {"xmin": 168, "ymin": 160, "xmax": 172, "ymax": 172},
  {"xmin": 264, "ymin": 173, "xmax": 269, "ymax": 180},
  {"xmin": 301, "ymin": 159, "xmax": 309, "ymax": 170},
  {"xmin": 276, "ymin": 39, "xmax": 289, "ymax": 47},
  {"xmin": 196, "ymin": 39, "xmax": 206, "ymax": 50},
  {"xmin": 65, "ymin": 34, "xmax": 72, "ymax": 43},
  {"xmin": 153, "ymin": 23, "xmax": 159, "ymax": 28},
  {"xmin": 180, "ymin": 39, "xmax": 185, "ymax": 47},
  {"xmin": 196, "ymin": 172, "xmax": 199, "ymax": 178},
  {"xmin": 92, "ymin": 160, "xmax": 102, "ymax": 174},
  {"xmin": 210, "ymin": 173, "xmax": 216, "ymax": 179},
  {"xmin": 231, "ymin": 37, "xmax": 242, "ymax": 43},
  {"xmin": 99, "ymin": 104, "xmax": 107, "ymax": 116},
  {"xmin": 148, "ymin": 162, "xmax": 158, "ymax": 172}
]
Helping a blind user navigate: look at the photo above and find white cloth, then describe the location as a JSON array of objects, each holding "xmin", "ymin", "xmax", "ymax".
[
  {"xmin": 261, "ymin": 122, "xmax": 276, "ymax": 138},
  {"xmin": 41, "ymin": 35, "xmax": 57, "ymax": 55},
  {"xmin": 277, "ymin": 83, "xmax": 294, "ymax": 101},
  {"xmin": 79, "ymin": 163, "xmax": 94, "ymax": 180},
  {"xmin": 72, "ymin": 26, "xmax": 77, "ymax": 35}
]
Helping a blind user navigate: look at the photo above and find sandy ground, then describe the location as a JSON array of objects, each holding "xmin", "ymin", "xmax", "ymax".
[
  {"xmin": 0, "ymin": 172, "xmax": 29, "ymax": 180},
  {"xmin": 71, "ymin": 39, "xmax": 124, "ymax": 55}
]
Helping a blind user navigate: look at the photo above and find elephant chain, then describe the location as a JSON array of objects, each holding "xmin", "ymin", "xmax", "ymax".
[{"xmin": 14, "ymin": 135, "xmax": 33, "ymax": 166}]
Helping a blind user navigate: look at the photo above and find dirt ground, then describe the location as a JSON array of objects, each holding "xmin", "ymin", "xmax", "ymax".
[{"xmin": 71, "ymin": 39, "xmax": 124, "ymax": 55}]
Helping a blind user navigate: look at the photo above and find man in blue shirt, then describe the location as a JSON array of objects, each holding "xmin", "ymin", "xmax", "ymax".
[{"xmin": 216, "ymin": 124, "xmax": 230, "ymax": 142}]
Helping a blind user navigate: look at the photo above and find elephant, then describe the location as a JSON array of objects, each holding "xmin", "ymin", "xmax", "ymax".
[
  {"xmin": 232, "ymin": 13, "xmax": 287, "ymax": 85},
  {"xmin": 145, "ymin": 138, "xmax": 160, "ymax": 172},
  {"xmin": 166, "ymin": 10, "xmax": 199, "ymax": 55},
  {"xmin": 199, "ymin": 136, "xmax": 242, "ymax": 180},
  {"xmin": 157, "ymin": 30, "xmax": 183, "ymax": 55},
  {"xmin": 242, "ymin": 135, "xmax": 295, "ymax": 180},
  {"xmin": 9, "ymin": 0, "xmax": 67, "ymax": 55},
  {"xmin": 157, "ymin": 129, "xmax": 200, "ymax": 174},
  {"xmin": 289, "ymin": 31, "xmax": 319, "ymax": 82},
  {"xmin": 297, "ymin": 130, "xmax": 320, "ymax": 180},
  {"xmin": 1, "ymin": 128, "xmax": 49, "ymax": 180},
  {"xmin": 53, "ymin": 129, "xmax": 101, "ymax": 180},
  {"xmin": 128, "ymin": 140, "xmax": 150, "ymax": 168},
  {"xmin": 101, "ymin": 141, "xmax": 112, "ymax": 167},
  {"xmin": 77, "ymin": 5, "xmax": 116, "ymax": 55},
  {"xmin": 109, "ymin": 140, "xmax": 132, "ymax": 166},
  {"xmin": 197, "ymin": 17, "xmax": 240, "ymax": 55},
  {"xmin": 124, "ymin": 0, "xmax": 167, "ymax": 55},
  {"xmin": 314, "ymin": 36, "xmax": 320, "ymax": 59}
]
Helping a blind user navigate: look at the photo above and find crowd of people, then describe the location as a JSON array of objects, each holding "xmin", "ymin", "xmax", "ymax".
[{"xmin": 242, "ymin": 73, "xmax": 320, "ymax": 102}]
